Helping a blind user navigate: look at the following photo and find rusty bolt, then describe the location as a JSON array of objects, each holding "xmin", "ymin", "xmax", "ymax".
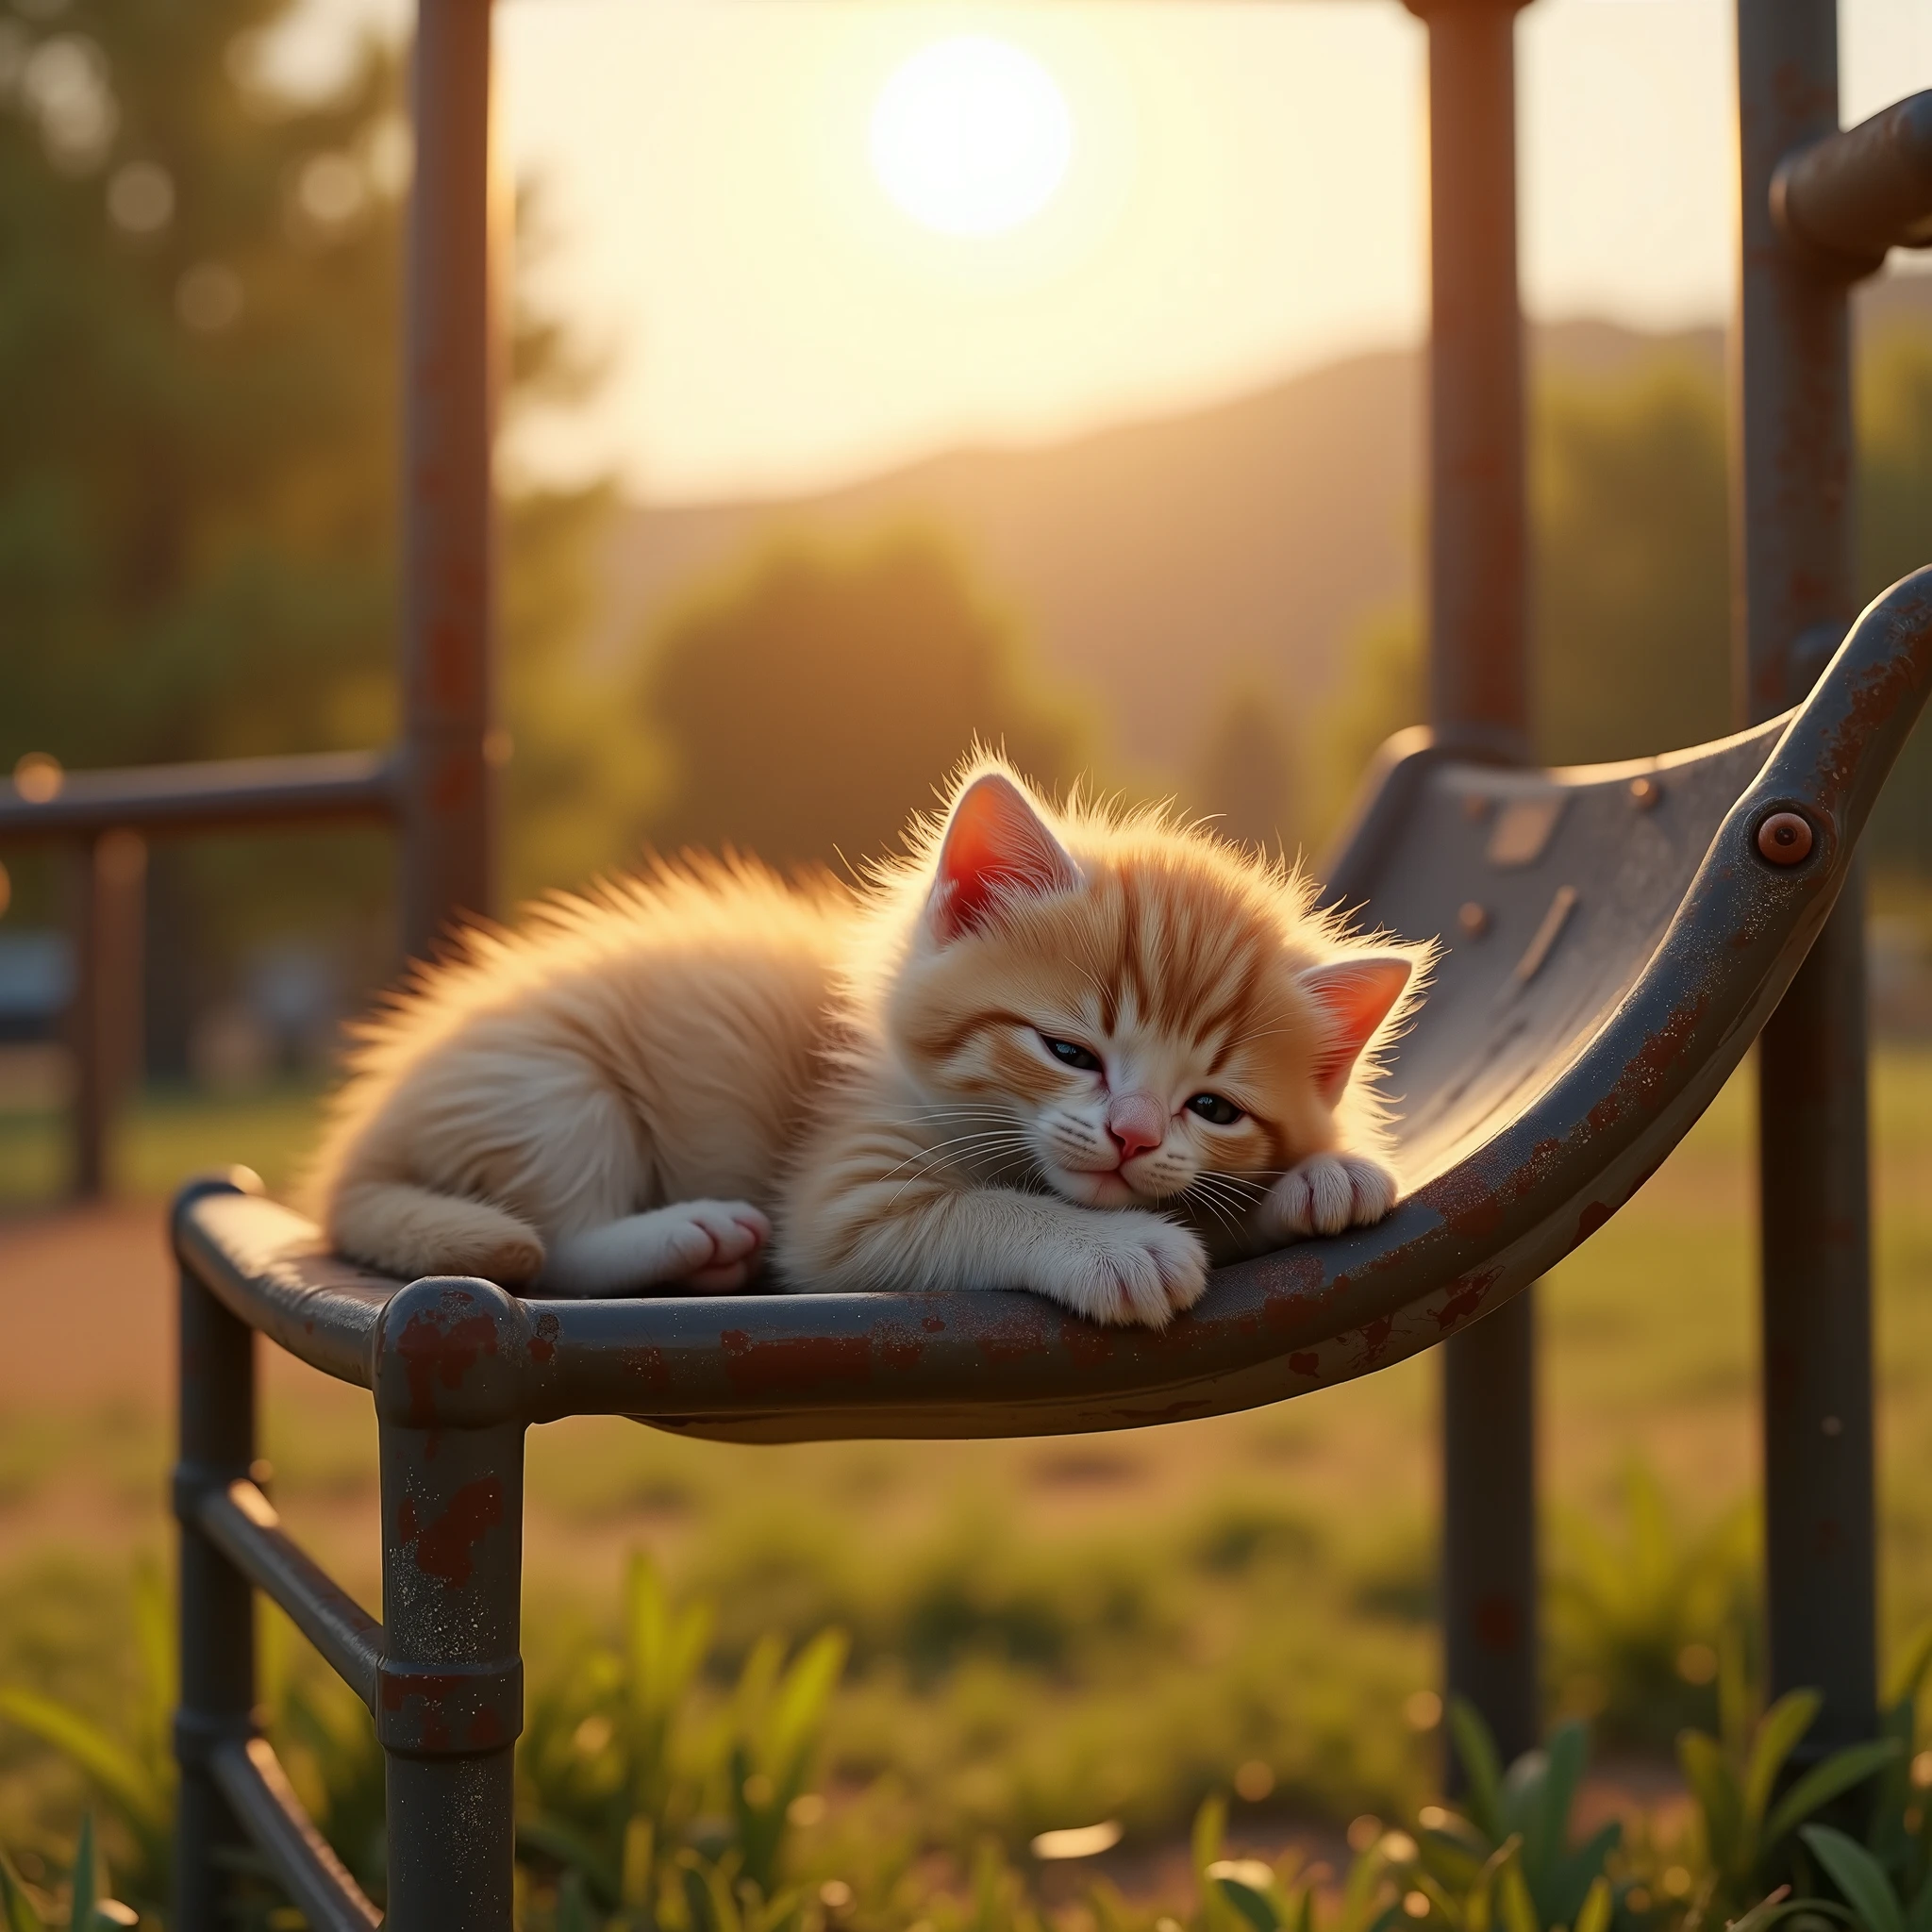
[
  {"xmin": 1628, "ymin": 776, "xmax": 1661, "ymax": 809},
  {"xmin": 1757, "ymin": 811, "xmax": 1814, "ymax": 865},
  {"xmin": 1457, "ymin": 902, "xmax": 1490, "ymax": 938}
]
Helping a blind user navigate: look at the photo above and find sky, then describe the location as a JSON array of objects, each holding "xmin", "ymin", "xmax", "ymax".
[{"xmin": 274, "ymin": 0, "xmax": 1932, "ymax": 505}]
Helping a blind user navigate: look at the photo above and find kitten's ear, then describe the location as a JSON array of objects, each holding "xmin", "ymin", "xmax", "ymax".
[
  {"xmin": 1298, "ymin": 955, "xmax": 1412, "ymax": 1106},
  {"xmin": 929, "ymin": 773, "xmax": 1081, "ymax": 942}
]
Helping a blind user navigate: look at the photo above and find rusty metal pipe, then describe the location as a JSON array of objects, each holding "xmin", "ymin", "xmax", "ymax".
[
  {"xmin": 1735, "ymin": 0, "xmax": 1878, "ymax": 1756},
  {"xmin": 192, "ymin": 1477, "xmax": 384, "ymax": 1710},
  {"xmin": 1406, "ymin": 0, "xmax": 1539, "ymax": 1768},
  {"xmin": 400, "ymin": 0, "xmax": 501, "ymax": 963},
  {"xmin": 174, "ymin": 1182, "xmax": 261, "ymax": 1928},
  {"xmin": 0, "ymin": 751, "xmax": 396, "ymax": 841},
  {"xmin": 1774, "ymin": 91, "xmax": 1932, "ymax": 275},
  {"xmin": 209, "ymin": 1738, "xmax": 382, "ymax": 1931}
]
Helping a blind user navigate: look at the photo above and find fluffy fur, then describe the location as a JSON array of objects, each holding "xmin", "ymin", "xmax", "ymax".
[{"xmin": 308, "ymin": 758, "xmax": 1432, "ymax": 1327}]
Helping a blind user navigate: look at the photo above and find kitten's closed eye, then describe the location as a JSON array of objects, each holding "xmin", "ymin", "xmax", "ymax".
[
  {"xmin": 1042, "ymin": 1036, "xmax": 1101, "ymax": 1072},
  {"xmin": 1185, "ymin": 1093, "xmax": 1243, "ymax": 1125}
]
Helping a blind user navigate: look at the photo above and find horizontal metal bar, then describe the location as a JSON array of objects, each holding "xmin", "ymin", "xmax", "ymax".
[
  {"xmin": 1774, "ymin": 91, "xmax": 1932, "ymax": 271},
  {"xmin": 209, "ymin": 1735, "xmax": 382, "ymax": 1932},
  {"xmin": 175, "ymin": 1174, "xmax": 390, "ymax": 1389},
  {"xmin": 192, "ymin": 1478, "xmax": 383, "ymax": 1709},
  {"xmin": 0, "ymin": 749, "xmax": 397, "ymax": 841}
]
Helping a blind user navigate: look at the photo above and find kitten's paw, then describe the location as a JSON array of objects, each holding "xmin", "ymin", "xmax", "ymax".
[
  {"xmin": 1035, "ymin": 1212, "xmax": 1209, "ymax": 1330},
  {"xmin": 657, "ymin": 1200, "xmax": 772, "ymax": 1293},
  {"xmin": 1263, "ymin": 1153, "xmax": 1398, "ymax": 1241},
  {"xmin": 541, "ymin": 1201, "xmax": 770, "ymax": 1296}
]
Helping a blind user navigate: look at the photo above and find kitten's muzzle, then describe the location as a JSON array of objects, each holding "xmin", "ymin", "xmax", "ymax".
[{"xmin": 1105, "ymin": 1094, "xmax": 1166, "ymax": 1162}]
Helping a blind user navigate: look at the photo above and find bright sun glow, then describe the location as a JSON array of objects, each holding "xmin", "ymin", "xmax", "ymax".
[{"xmin": 869, "ymin": 36, "xmax": 1074, "ymax": 237}]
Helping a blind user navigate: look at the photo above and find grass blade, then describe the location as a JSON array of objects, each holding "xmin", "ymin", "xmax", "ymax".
[
  {"xmin": 1449, "ymin": 1699, "xmax": 1507, "ymax": 1845},
  {"xmin": 0, "ymin": 1691, "xmax": 163, "ymax": 1838},
  {"xmin": 1574, "ymin": 1874, "xmax": 1613, "ymax": 1932},
  {"xmin": 0, "ymin": 1847, "xmax": 45, "ymax": 1932},
  {"xmin": 69, "ymin": 1816, "xmax": 98, "ymax": 1930},
  {"xmin": 1746, "ymin": 1693, "xmax": 1823, "ymax": 1833},
  {"xmin": 1801, "ymin": 1824, "xmax": 1906, "ymax": 1932},
  {"xmin": 1764, "ymin": 1740, "xmax": 1903, "ymax": 1851}
]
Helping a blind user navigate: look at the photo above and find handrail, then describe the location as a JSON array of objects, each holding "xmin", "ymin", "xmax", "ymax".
[
  {"xmin": 209, "ymin": 1738, "xmax": 382, "ymax": 1930},
  {"xmin": 0, "ymin": 749, "xmax": 397, "ymax": 841},
  {"xmin": 1774, "ymin": 91, "xmax": 1932, "ymax": 273},
  {"xmin": 187, "ymin": 1476, "xmax": 383, "ymax": 1710}
]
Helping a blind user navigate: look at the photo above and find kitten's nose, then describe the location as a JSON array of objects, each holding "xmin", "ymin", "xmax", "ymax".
[{"xmin": 1106, "ymin": 1095, "xmax": 1165, "ymax": 1161}]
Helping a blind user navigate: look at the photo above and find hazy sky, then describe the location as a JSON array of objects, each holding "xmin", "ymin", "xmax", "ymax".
[{"xmin": 278, "ymin": 0, "xmax": 1932, "ymax": 503}]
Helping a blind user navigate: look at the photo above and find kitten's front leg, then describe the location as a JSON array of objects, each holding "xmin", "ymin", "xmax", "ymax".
[
  {"xmin": 788, "ymin": 1177, "xmax": 1208, "ymax": 1329},
  {"xmin": 1259, "ymin": 1151, "xmax": 1399, "ymax": 1242}
]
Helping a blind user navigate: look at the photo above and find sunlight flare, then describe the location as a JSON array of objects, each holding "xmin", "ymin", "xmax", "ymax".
[{"xmin": 868, "ymin": 35, "xmax": 1074, "ymax": 237}]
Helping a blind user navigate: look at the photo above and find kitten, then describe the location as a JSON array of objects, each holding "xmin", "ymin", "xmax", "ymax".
[{"xmin": 309, "ymin": 759, "xmax": 1430, "ymax": 1328}]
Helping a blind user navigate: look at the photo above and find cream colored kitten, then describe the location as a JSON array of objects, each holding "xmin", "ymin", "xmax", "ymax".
[{"xmin": 309, "ymin": 760, "xmax": 1430, "ymax": 1328}]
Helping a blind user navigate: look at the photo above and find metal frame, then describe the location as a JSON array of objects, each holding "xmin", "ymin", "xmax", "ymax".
[{"xmin": 166, "ymin": 554, "xmax": 1932, "ymax": 1926}]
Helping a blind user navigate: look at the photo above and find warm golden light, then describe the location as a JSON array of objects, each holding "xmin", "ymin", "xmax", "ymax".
[{"xmin": 868, "ymin": 36, "xmax": 1074, "ymax": 237}]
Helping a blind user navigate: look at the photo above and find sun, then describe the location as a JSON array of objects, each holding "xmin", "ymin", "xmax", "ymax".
[{"xmin": 869, "ymin": 36, "xmax": 1074, "ymax": 238}]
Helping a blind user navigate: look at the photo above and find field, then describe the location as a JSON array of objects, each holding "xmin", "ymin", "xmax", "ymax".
[{"xmin": 3, "ymin": 1052, "xmax": 1932, "ymax": 1898}]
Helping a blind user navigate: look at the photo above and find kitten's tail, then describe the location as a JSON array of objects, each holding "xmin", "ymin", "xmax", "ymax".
[{"xmin": 328, "ymin": 1181, "xmax": 545, "ymax": 1288}]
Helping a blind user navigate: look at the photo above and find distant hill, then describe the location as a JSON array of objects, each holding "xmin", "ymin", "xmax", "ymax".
[{"xmin": 596, "ymin": 270, "xmax": 1932, "ymax": 772}]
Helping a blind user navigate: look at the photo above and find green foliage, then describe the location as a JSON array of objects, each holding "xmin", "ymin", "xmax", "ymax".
[
  {"xmin": 1677, "ymin": 1623, "xmax": 1932, "ymax": 1932},
  {"xmin": 1545, "ymin": 1468, "xmax": 1755, "ymax": 1752},
  {"xmin": 1194, "ymin": 1791, "xmax": 1399, "ymax": 1932},
  {"xmin": 0, "ymin": 0, "xmax": 630, "ymax": 1029},
  {"xmin": 1674, "ymin": 1680, "xmax": 1901, "ymax": 1924},
  {"xmin": 1531, "ymin": 361, "xmax": 1732, "ymax": 766},
  {"xmin": 1415, "ymin": 1702, "xmax": 1623, "ymax": 1932},
  {"xmin": 518, "ymin": 1554, "xmax": 847, "ymax": 1926},
  {"xmin": 1304, "ymin": 606, "xmax": 1423, "ymax": 851},
  {"xmin": 0, "ymin": 1564, "xmax": 174, "ymax": 1908},
  {"xmin": 636, "ymin": 525, "xmax": 1089, "ymax": 874},
  {"xmin": 1184, "ymin": 680, "xmax": 1302, "ymax": 858}
]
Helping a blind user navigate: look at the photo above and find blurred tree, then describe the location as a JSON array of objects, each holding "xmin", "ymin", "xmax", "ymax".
[
  {"xmin": 1531, "ymin": 359, "xmax": 1732, "ymax": 766},
  {"xmin": 638, "ymin": 526, "xmax": 1088, "ymax": 874},
  {"xmin": 0, "ymin": 0, "xmax": 630, "ymax": 1058},
  {"xmin": 1306, "ymin": 358, "xmax": 1731, "ymax": 844},
  {"xmin": 1183, "ymin": 678, "xmax": 1301, "ymax": 858},
  {"xmin": 1301, "ymin": 606, "xmax": 1424, "ymax": 853}
]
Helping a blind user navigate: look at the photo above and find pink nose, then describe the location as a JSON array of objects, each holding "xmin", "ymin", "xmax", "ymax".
[{"xmin": 1107, "ymin": 1095, "xmax": 1165, "ymax": 1161}]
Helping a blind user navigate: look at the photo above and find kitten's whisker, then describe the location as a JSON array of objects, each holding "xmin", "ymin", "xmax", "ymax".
[
  {"xmin": 1185, "ymin": 1186, "xmax": 1242, "ymax": 1240},
  {"xmin": 876, "ymin": 1129, "xmax": 1034, "ymax": 1181},
  {"xmin": 881, "ymin": 1133, "xmax": 1036, "ymax": 1197}
]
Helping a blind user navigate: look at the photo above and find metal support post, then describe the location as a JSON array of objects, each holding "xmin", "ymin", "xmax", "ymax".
[
  {"xmin": 175, "ymin": 1184, "xmax": 260, "ymax": 1928},
  {"xmin": 1407, "ymin": 0, "xmax": 1540, "ymax": 1766},
  {"xmin": 1735, "ymin": 0, "xmax": 1877, "ymax": 1754},
  {"xmin": 373, "ymin": 1279, "xmax": 527, "ymax": 1929},
  {"xmin": 401, "ymin": 0, "xmax": 501, "ymax": 963}
]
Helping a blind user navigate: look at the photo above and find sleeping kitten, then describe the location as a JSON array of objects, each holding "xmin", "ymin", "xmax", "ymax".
[{"xmin": 309, "ymin": 760, "xmax": 1430, "ymax": 1328}]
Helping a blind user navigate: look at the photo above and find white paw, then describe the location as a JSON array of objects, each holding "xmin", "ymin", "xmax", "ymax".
[
  {"xmin": 1263, "ymin": 1153, "xmax": 1397, "ymax": 1241},
  {"xmin": 541, "ymin": 1200, "xmax": 771, "ymax": 1297},
  {"xmin": 1033, "ymin": 1211, "xmax": 1209, "ymax": 1330},
  {"xmin": 652, "ymin": 1200, "xmax": 772, "ymax": 1292}
]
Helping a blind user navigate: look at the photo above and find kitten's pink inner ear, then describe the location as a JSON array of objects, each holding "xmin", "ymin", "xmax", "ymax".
[
  {"xmin": 931, "ymin": 774, "xmax": 1080, "ymax": 941},
  {"xmin": 1299, "ymin": 957, "xmax": 1412, "ymax": 1105}
]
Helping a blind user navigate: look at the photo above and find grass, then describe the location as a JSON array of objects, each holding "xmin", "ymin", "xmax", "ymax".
[
  {"xmin": 0, "ymin": 1076, "xmax": 325, "ymax": 1207},
  {"xmin": 5, "ymin": 1051, "xmax": 1932, "ymax": 1892}
]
